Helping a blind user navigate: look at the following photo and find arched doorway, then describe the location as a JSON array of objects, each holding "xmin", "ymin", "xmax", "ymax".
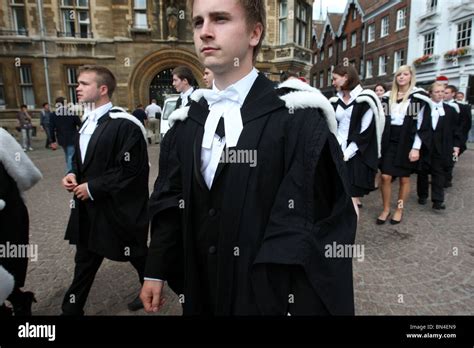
[
  {"xmin": 128, "ymin": 48, "xmax": 204, "ymax": 110},
  {"xmin": 149, "ymin": 68, "xmax": 175, "ymax": 107}
]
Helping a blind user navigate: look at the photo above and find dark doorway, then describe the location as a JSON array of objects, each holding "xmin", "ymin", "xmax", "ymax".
[{"xmin": 149, "ymin": 68, "xmax": 177, "ymax": 107}]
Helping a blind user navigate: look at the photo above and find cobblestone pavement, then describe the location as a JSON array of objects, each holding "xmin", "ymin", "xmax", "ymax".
[{"xmin": 15, "ymin": 137, "xmax": 474, "ymax": 316}]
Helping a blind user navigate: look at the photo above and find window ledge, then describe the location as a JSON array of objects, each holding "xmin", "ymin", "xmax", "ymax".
[
  {"xmin": 130, "ymin": 27, "xmax": 152, "ymax": 33},
  {"xmin": 395, "ymin": 26, "xmax": 406, "ymax": 32}
]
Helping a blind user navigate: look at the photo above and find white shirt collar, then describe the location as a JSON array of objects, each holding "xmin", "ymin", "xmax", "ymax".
[
  {"xmin": 181, "ymin": 87, "xmax": 194, "ymax": 99},
  {"xmin": 213, "ymin": 67, "xmax": 259, "ymax": 106},
  {"xmin": 337, "ymin": 84, "xmax": 363, "ymax": 104},
  {"xmin": 84, "ymin": 102, "xmax": 113, "ymax": 122}
]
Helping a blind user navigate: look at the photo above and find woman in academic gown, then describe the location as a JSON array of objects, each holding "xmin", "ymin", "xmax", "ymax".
[
  {"xmin": 377, "ymin": 65, "xmax": 432, "ymax": 225},
  {"xmin": 329, "ymin": 65, "xmax": 384, "ymax": 207},
  {"xmin": 0, "ymin": 127, "xmax": 42, "ymax": 316}
]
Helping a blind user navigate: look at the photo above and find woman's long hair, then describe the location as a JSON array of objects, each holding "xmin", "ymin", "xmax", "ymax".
[{"xmin": 389, "ymin": 65, "xmax": 416, "ymax": 106}]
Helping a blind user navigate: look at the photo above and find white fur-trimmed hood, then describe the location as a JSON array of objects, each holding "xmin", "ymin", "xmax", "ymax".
[
  {"xmin": 355, "ymin": 89, "xmax": 386, "ymax": 158},
  {"xmin": 277, "ymin": 78, "xmax": 337, "ymax": 135},
  {"xmin": 109, "ymin": 107, "xmax": 147, "ymax": 141},
  {"xmin": 0, "ymin": 127, "xmax": 42, "ymax": 193}
]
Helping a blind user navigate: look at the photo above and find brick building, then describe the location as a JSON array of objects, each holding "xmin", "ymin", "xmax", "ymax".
[
  {"xmin": 0, "ymin": 0, "xmax": 314, "ymax": 129},
  {"xmin": 310, "ymin": 0, "xmax": 411, "ymax": 96}
]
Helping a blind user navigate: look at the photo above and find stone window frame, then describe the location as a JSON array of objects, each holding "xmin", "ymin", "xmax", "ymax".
[
  {"xmin": 59, "ymin": 0, "xmax": 92, "ymax": 38},
  {"xmin": 342, "ymin": 36, "xmax": 347, "ymax": 51},
  {"xmin": 10, "ymin": 0, "xmax": 28, "ymax": 36},
  {"xmin": 279, "ymin": 0, "xmax": 288, "ymax": 45},
  {"xmin": 328, "ymin": 44, "xmax": 333, "ymax": 58},
  {"xmin": 65, "ymin": 66, "xmax": 79, "ymax": 104},
  {"xmin": 319, "ymin": 71, "xmax": 324, "ymax": 88},
  {"xmin": 295, "ymin": 0, "xmax": 309, "ymax": 47},
  {"xmin": 326, "ymin": 68, "xmax": 331, "ymax": 87},
  {"xmin": 351, "ymin": 31, "xmax": 357, "ymax": 47},
  {"xmin": 133, "ymin": 0, "xmax": 148, "ymax": 30},
  {"xmin": 18, "ymin": 65, "xmax": 35, "ymax": 108}
]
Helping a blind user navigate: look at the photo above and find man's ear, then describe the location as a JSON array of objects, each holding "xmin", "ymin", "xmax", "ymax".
[
  {"xmin": 249, "ymin": 22, "xmax": 263, "ymax": 48},
  {"xmin": 100, "ymin": 85, "xmax": 109, "ymax": 97}
]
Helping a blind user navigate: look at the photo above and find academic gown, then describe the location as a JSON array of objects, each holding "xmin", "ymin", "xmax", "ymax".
[
  {"xmin": 380, "ymin": 91, "xmax": 432, "ymax": 173},
  {"xmin": 423, "ymin": 104, "xmax": 462, "ymax": 167},
  {"xmin": 455, "ymin": 101, "xmax": 472, "ymax": 154},
  {"xmin": 65, "ymin": 111, "xmax": 149, "ymax": 261},
  {"xmin": 330, "ymin": 96, "xmax": 379, "ymax": 196},
  {"xmin": 146, "ymin": 74, "xmax": 358, "ymax": 315}
]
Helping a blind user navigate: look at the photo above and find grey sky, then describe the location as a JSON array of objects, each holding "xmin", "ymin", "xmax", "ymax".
[{"xmin": 313, "ymin": 0, "xmax": 348, "ymax": 20}]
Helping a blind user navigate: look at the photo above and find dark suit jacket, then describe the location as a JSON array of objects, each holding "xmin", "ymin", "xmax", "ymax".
[{"xmin": 49, "ymin": 106, "xmax": 82, "ymax": 147}]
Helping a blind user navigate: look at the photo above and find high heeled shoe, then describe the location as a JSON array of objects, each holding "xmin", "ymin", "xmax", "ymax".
[
  {"xmin": 376, "ymin": 212, "xmax": 391, "ymax": 225},
  {"xmin": 390, "ymin": 209, "xmax": 403, "ymax": 225},
  {"xmin": 11, "ymin": 291, "xmax": 37, "ymax": 316}
]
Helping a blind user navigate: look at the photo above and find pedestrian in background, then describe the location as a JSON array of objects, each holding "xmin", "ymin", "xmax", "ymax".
[
  {"xmin": 40, "ymin": 102, "xmax": 53, "ymax": 149},
  {"xmin": 145, "ymin": 99, "xmax": 162, "ymax": 144},
  {"xmin": 49, "ymin": 97, "xmax": 82, "ymax": 173},
  {"xmin": 16, "ymin": 105, "xmax": 34, "ymax": 151},
  {"xmin": 132, "ymin": 104, "xmax": 148, "ymax": 127},
  {"xmin": 377, "ymin": 65, "xmax": 432, "ymax": 225}
]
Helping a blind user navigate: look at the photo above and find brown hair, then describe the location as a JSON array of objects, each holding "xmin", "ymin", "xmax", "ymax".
[
  {"xmin": 172, "ymin": 66, "xmax": 196, "ymax": 86},
  {"xmin": 191, "ymin": 0, "xmax": 266, "ymax": 62},
  {"xmin": 374, "ymin": 83, "xmax": 386, "ymax": 92},
  {"xmin": 429, "ymin": 81, "xmax": 446, "ymax": 93},
  {"xmin": 445, "ymin": 84, "xmax": 458, "ymax": 94},
  {"xmin": 332, "ymin": 64, "xmax": 360, "ymax": 91},
  {"xmin": 78, "ymin": 65, "xmax": 117, "ymax": 98}
]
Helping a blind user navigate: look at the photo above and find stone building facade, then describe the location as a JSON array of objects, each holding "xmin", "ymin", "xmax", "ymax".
[{"xmin": 0, "ymin": 0, "xmax": 314, "ymax": 128}]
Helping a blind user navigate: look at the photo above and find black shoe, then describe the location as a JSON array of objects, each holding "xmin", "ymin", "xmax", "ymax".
[
  {"xmin": 10, "ymin": 291, "xmax": 36, "ymax": 316},
  {"xmin": 127, "ymin": 295, "xmax": 144, "ymax": 311},
  {"xmin": 418, "ymin": 197, "xmax": 427, "ymax": 205},
  {"xmin": 390, "ymin": 210, "xmax": 403, "ymax": 225},
  {"xmin": 376, "ymin": 212, "xmax": 391, "ymax": 225},
  {"xmin": 432, "ymin": 202, "xmax": 446, "ymax": 210}
]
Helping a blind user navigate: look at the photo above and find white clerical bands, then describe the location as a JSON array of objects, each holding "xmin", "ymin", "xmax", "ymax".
[{"xmin": 201, "ymin": 88, "xmax": 243, "ymax": 149}]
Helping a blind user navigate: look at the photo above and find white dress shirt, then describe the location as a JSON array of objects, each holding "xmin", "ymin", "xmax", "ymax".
[
  {"xmin": 201, "ymin": 68, "xmax": 258, "ymax": 189},
  {"xmin": 78, "ymin": 102, "xmax": 113, "ymax": 200},
  {"xmin": 431, "ymin": 101, "xmax": 446, "ymax": 130},
  {"xmin": 145, "ymin": 102, "xmax": 162, "ymax": 118},
  {"xmin": 389, "ymin": 97, "xmax": 425, "ymax": 150},
  {"xmin": 180, "ymin": 87, "xmax": 194, "ymax": 108},
  {"xmin": 335, "ymin": 85, "xmax": 373, "ymax": 160}
]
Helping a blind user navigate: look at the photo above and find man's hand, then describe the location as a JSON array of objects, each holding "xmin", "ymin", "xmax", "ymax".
[
  {"xmin": 409, "ymin": 149, "xmax": 420, "ymax": 162},
  {"xmin": 73, "ymin": 183, "xmax": 90, "ymax": 201},
  {"xmin": 140, "ymin": 280, "xmax": 165, "ymax": 313},
  {"xmin": 50, "ymin": 142, "xmax": 58, "ymax": 150},
  {"xmin": 62, "ymin": 174, "xmax": 78, "ymax": 192},
  {"xmin": 453, "ymin": 147, "xmax": 460, "ymax": 158}
]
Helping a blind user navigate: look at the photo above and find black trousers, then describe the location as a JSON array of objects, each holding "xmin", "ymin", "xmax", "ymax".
[
  {"xmin": 61, "ymin": 245, "xmax": 146, "ymax": 315},
  {"xmin": 417, "ymin": 154, "xmax": 447, "ymax": 203}
]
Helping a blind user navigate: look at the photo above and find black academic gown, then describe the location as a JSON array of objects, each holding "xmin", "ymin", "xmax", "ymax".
[
  {"xmin": 424, "ymin": 104, "xmax": 462, "ymax": 167},
  {"xmin": 146, "ymin": 74, "xmax": 358, "ymax": 315},
  {"xmin": 380, "ymin": 91, "xmax": 432, "ymax": 173},
  {"xmin": 455, "ymin": 101, "xmax": 472, "ymax": 154},
  {"xmin": 65, "ymin": 110, "xmax": 149, "ymax": 261},
  {"xmin": 330, "ymin": 97, "xmax": 378, "ymax": 196}
]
